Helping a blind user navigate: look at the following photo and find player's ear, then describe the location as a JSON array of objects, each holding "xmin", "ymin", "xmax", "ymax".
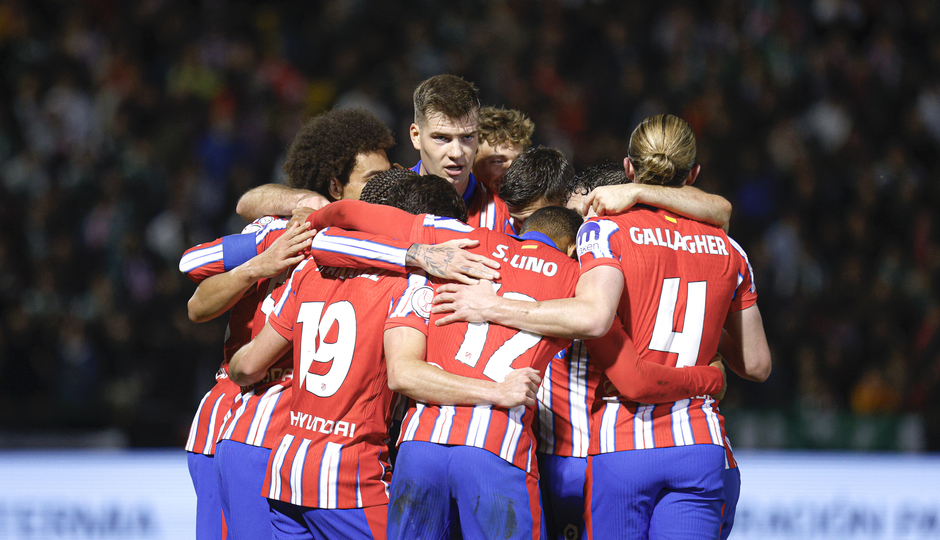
[
  {"xmin": 410, "ymin": 123, "xmax": 421, "ymax": 150},
  {"xmin": 623, "ymin": 157, "xmax": 636, "ymax": 181},
  {"xmin": 567, "ymin": 242, "xmax": 577, "ymax": 259},
  {"xmin": 328, "ymin": 178, "xmax": 344, "ymax": 200},
  {"xmin": 685, "ymin": 164, "xmax": 701, "ymax": 186}
]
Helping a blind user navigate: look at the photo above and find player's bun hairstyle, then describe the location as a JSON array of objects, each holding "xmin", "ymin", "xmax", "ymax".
[
  {"xmin": 519, "ymin": 206, "xmax": 584, "ymax": 245},
  {"xmin": 360, "ymin": 167, "xmax": 419, "ymax": 207},
  {"xmin": 478, "ymin": 106, "xmax": 535, "ymax": 149},
  {"xmin": 568, "ymin": 161, "xmax": 630, "ymax": 198},
  {"xmin": 627, "ymin": 114, "xmax": 697, "ymax": 187},
  {"xmin": 413, "ymin": 74, "xmax": 480, "ymax": 126},
  {"xmin": 499, "ymin": 146, "xmax": 574, "ymax": 211},
  {"xmin": 283, "ymin": 108, "xmax": 394, "ymax": 199}
]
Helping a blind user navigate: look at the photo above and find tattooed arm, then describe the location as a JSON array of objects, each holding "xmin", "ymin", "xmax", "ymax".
[
  {"xmin": 308, "ymin": 200, "xmax": 502, "ymax": 283},
  {"xmin": 405, "ymin": 240, "xmax": 500, "ymax": 284}
]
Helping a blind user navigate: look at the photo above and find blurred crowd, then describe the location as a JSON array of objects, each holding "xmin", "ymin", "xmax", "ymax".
[{"xmin": 1, "ymin": 0, "xmax": 938, "ymax": 449}]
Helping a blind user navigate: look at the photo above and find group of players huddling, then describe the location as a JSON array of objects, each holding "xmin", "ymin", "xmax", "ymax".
[{"xmin": 179, "ymin": 74, "xmax": 772, "ymax": 540}]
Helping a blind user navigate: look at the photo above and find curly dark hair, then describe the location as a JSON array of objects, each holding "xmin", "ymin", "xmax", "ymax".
[
  {"xmin": 360, "ymin": 167, "xmax": 421, "ymax": 207},
  {"xmin": 568, "ymin": 161, "xmax": 629, "ymax": 198},
  {"xmin": 282, "ymin": 108, "xmax": 394, "ymax": 199},
  {"xmin": 388, "ymin": 174, "xmax": 469, "ymax": 222},
  {"xmin": 360, "ymin": 168, "xmax": 468, "ymax": 222}
]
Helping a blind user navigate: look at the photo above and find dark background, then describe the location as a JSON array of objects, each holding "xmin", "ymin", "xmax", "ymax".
[{"xmin": 0, "ymin": 0, "xmax": 938, "ymax": 451}]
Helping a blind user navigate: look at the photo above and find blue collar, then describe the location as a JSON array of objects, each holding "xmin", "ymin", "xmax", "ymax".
[
  {"xmin": 514, "ymin": 230, "xmax": 557, "ymax": 250},
  {"xmin": 461, "ymin": 173, "xmax": 478, "ymax": 205},
  {"xmin": 411, "ymin": 160, "xmax": 477, "ymax": 203}
]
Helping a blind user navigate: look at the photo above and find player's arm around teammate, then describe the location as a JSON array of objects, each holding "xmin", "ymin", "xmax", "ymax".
[
  {"xmin": 719, "ymin": 311, "xmax": 772, "ymax": 382},
  {"xmin": 228, "ymin": 320, "xmax": 290, "ymax": 387},
  {"xmin": 186, "ymin": 221, "xmax": 315, "ymax": 322},
  {"xmin": 236, "ymin": 184, "xmax": 331, "ymax": 222},
  {"xmin": 384, "ymin": 325, "xmax": 540, "ymax": 408},
  {"xmin": 582, "ymin": 168, "xmax": 731, "ymax": 232}
]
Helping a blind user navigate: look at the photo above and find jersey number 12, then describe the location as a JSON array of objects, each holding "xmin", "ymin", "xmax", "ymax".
[{"xmin": 453, "ymin": 283, "xmax": 541, "ymax": 382}]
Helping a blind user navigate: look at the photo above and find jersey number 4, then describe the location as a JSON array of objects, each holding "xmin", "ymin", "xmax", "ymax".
[
  {"xmin": 296, "ymin": 301, "xmax": 356, "ymax": 397},
  {"xmin": 453, "ymin": 283, "xmax": 541, "ymax": 382},
  {"xmin": 649, "ymin": 277, "xmax": 706, "ymax": 368}
]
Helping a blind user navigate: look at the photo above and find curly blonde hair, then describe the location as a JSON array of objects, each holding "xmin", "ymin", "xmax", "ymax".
[{"xmin": 478, "ymin": 107, "xmax": 535, "ymax": 149}]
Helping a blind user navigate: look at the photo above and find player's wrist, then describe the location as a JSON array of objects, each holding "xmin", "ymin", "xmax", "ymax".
[
  {"xmin": 235, "ymin": 258, "xmax": 265, "ymax": 284},
  {"xmin": 404, "ymin": 244, "xmax": 421, "ymax": 267},
  {"xmin": 485, "ymin": 380, "xmax": 507, "ymax": 407}
]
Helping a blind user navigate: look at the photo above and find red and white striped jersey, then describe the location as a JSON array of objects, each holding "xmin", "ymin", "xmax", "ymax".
[
  {"xmin": 307, "ymin": 201, "xmax": 725, "ymax": 473},
  {"xmin": 577, "ymin": 207, "xmax": 757, "ymax": 455},
  {"xmin": 534, "ymin": 333, "xmax": 726, "ymax": 458},
  {"xmin": 315, "ymin": 203, "xmax": 574, "ymax": 472},
  {"xmin": 261, "ymin": 258, "xmax": 430, "ymax": 509},
  {"xmin": 466, "ymin": 177, "xmax": 515, "ymax": 234},
  {"xmin": 534, "ymin": 341, "xmax": 596, "ymax": 458},
  {"xmin": 184, "ymin": 373, "xmax": 239, "ymax": 455},
  {"xmin": 180, "ymin": 217, "xmax": 298, "ymax": 453},
  {"xmin": 395, "ymin": 216, "xmax": 576, "ymax": 473}
]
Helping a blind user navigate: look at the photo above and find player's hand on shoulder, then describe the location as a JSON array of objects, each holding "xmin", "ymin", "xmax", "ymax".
[
  {"xmin": 584, "ymin": 184, "xmax": 645, "ymax": 216},
  {"xmin": 289, "ymin": 206, "xmax": 316, "ymax": 229},
  {"xmin": 251, "ymin": 221, "xmax": 315, "ymax": 279},
  {"xmin": 409, "ymin": 239, "xmax": 501, "ymax": 285},
  {"xmin": 295, "ymin": 193, "xmax": 330, "ymax": 211},
  {"xmin": 431, "ymin": 279, "xmax": 499, "ymax": 326},
  {"xmin": 495, "ymin": 367, "xmax": 541, "ymax": 408}
]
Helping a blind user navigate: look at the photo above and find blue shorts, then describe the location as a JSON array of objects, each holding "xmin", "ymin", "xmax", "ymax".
[
  {"xmin": 388, "ymin": 441, "xmax": 542, "ymax": 540},
  {"xmin": 215, "ymin": 440, "xmax": 274, "ymax": 539},
  {"xmin": 537, "ymin": 453, "xmax": 587, "ymax": 540},
  {"xmin": 720, "ymin": 467, "xmax": 740, "ymax": 540},
  {"xmin": 269, "ymin": 499, "xmax": 386, "ymax": 540},
  {"xmin": 188, "ymin": 452, "xmax": 224, "ymax": 540},
  {"xmin": 585, "ymin": 445, "xmax": 725, "ymax": 540}
]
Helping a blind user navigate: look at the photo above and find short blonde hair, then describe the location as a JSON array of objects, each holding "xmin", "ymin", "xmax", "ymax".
[
  {"xmin": 478, "ymin": 107, "xmax": 535, "ymax": 149},
  {"xmin": 628, "ymin": 114, "xmax": 696, "ymax": 186}
]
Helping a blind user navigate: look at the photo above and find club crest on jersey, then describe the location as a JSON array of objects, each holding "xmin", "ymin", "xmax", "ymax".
[
  {"xmin": 411, "ymin": 286, "xmax": 433, "ymax": 318},
  {"xmin": 241, "ymin": 215, "xmax": 276, "ymax": 234}
]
